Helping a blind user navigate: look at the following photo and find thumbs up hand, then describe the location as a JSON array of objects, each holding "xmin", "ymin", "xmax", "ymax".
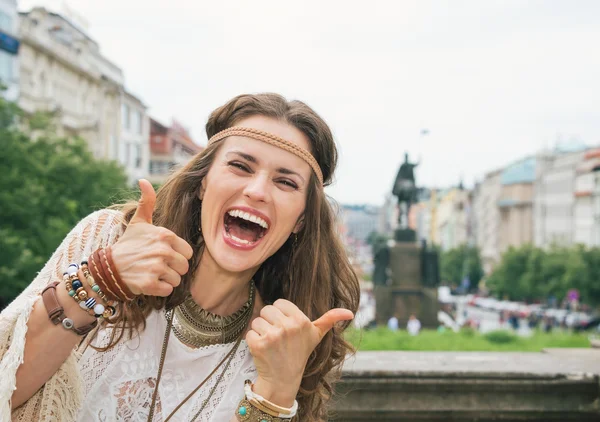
[
  {"xmin": 109, "ymin": 179, "xmax": 194, "ymax": 297},
  {"xmin": 245, "ymin": 299, "xmax": 354, "ymax": 408}
]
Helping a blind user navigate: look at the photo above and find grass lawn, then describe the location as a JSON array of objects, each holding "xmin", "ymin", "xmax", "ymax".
[{"xmin": 345, "ymin": 327, "xmax": 592, "ymax": 352}]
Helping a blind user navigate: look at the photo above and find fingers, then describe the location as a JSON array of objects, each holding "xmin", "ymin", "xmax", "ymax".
[
  {"xmin": 169, "ymin": 235, "xmax": 194, "ymax": 261},
  {"xmin": 245, "ymin": 329, "xmax": 261, "ymax": 350},
  {"xmin": 160, "ymin": 266, "xmax": 181, "ymax": 288},
  {"xmin": 312, "ymin": 308, "xmax": 354, "ymax": 338},
  {"xmin": 130, "ymin": 179, "xmax": 156, "ymax": 225},
  {"xmin": 260, "ymin": 305, "xmax": 286, "ymax": 325},
  {"xmin": 250, "ymin": 317, "xmax": 270, "ymax": 336},
  {"xmin": 165, "ymin": 250, "xmax": 189, "ymax": 276},
  {"xmin": 272, "ymin": 299, "xmax": 300, "ymax": 317},
  {"xmin": 150, "ymin": 281, "xmax": 174, "ymax": 297}
]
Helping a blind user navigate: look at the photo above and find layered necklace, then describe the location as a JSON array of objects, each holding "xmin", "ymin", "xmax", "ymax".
[
  {"xmin": 172, "ymin": 283, "xmax": 255, "ymax": 348},
  {"xmin": 147, "ymin": 282, "xmax": 256, "ymax": 422}
]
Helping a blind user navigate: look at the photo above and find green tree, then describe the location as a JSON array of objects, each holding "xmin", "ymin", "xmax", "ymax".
[
  {"xmin": 487, "ymin": 245, "xmax": 535, "ymax": 300},
  {"xmin": 581, "ymin": 247, "xmax": 600, "ymax": 307},
  {"xmin": 440, "ymin": 244, "xmax": 483, "ymax": 289},
  {"xmin": 0, "ymin": 97, "xmax": 132, "ymax": 307}
]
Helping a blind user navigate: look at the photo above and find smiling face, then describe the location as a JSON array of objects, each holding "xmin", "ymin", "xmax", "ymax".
[{"xmin": 199, "ymin": 115, "xmax": 313, "ymax": 274}]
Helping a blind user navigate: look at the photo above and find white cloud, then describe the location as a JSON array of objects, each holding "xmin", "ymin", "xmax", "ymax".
[{"xmin": 20, "ymin": 0, "xmax": 600, "ymax": 204}]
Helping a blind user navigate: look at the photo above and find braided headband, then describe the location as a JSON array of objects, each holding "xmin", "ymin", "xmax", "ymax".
[{"xmin": 208, "ymin": 126, "xmax": 324, "ymax": 186}]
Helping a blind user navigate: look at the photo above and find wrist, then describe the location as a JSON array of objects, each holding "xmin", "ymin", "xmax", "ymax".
[
  {"xmin": 56, "ymin": 279, "xmax": 98, "ymax": 325},
  {"xmin": 252, "ymin": 377, "xmax": 299, "ymax": 409}
]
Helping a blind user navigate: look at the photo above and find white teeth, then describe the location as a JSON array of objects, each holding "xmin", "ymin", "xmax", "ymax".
[
  {"xmin": 230, "ymin": 233, "xmax": 251, "ymax": 245},
  {"xmin": 227, "ymin": 209, "xmax": 269, "ymax": 229}
]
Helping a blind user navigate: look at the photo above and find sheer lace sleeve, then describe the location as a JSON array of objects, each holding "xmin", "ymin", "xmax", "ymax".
[{"xmin": 0, "ymin": 209, "xmax": 125, "ymax": 422}]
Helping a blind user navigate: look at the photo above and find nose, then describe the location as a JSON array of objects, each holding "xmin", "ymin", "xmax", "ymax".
[{"xmin": 243, "ymin": 173, "xmax": 272, "ymax": 203}]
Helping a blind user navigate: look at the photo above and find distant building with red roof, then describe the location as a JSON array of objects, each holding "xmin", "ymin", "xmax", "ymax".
[{"xmin": 148, "ymin": 118, "xmax": 204, "ymax": 184}]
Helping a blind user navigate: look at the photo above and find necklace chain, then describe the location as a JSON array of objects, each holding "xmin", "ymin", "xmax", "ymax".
[{"xmin": 147, "ymin": 284, "xmax": 255, "ymax": 422}]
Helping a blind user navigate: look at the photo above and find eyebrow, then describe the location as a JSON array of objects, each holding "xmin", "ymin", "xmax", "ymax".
[{"xmin": 226, "ymin": 150, "xmax": 306, "ymax": 183}]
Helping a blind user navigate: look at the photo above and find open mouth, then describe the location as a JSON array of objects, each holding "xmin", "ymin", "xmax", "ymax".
[{"xmin": 223, "ymin": 209, "xmax": 269, "ymax": 247}]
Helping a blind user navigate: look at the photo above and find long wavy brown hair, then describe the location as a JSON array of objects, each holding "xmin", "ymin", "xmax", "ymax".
[{"xmin": 106, "ymin": 93, "xmax": 360, "ymax": 421}]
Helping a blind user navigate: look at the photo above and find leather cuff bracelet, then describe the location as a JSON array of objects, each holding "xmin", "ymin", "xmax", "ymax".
[{"xmin": 42, "ymin": 282, "xmax": 98, "ymax": 336}]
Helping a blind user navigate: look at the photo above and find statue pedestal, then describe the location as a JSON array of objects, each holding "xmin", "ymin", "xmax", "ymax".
[
  {"xmin": 375, "ymin": 241, "xmax": 438, "ymax": 328},
  {"xmin": 394, "ymin": 228, "xmax": 416, "ymax": 242}
]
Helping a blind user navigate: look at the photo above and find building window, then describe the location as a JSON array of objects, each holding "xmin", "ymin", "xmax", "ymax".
[
  {"xmin": 125, "ymin": 142, "xmax": 131, "ymax": 166},
  {"xmin": 0, "ymin": 12, "xmax": 12, "ymax": 33},
  {"xmin": 0, "ymin": 50, "xmax": 12, "ymax": 85},
  {"xmin": 130, "ymin": 109, "xmax": 140, "ymax": 134},
  {"xmin": 122, "ymin": 104, "xmax": 130, "ymax": 130},
  {"xmin": 136, "ymin": 111, "xmax": 143, "ymax": 134},
  {"xmin": 135, "ymin": 144, "xmax": 142, "ymax": 168},
  {"xmin": 111, "ymin": 135, "xmax": 118, "ymax": 160}
]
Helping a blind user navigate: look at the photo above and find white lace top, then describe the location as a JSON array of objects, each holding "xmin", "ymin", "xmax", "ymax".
[
  {"xmin": 78, "ymin": 310, "xmax": 257, "ymax": 422},
  {"xmin": 0, "ymin": 209, "xmax": 257, "ymax": 421}
]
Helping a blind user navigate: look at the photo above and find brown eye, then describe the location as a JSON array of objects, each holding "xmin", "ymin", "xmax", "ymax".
[
  {"xmin": 278, "ymin": 179, "xmax": 298, "ymax": 189},
  {"xmin": 229, "ymin": 161, "xmax": 251, "ymax": 172}
]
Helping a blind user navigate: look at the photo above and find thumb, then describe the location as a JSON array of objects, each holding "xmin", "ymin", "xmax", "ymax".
[
  {"xmin": 130, "ymin": 179, "xmax": 156, "ymax": 225},
  {"xmin": 312, "ymin": 308, "xmax": 354, "ymax": 339}
]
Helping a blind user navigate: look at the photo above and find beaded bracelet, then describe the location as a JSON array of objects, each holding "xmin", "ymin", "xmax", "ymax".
[
  {"xmin": 81, "ymin": 261, "xmax": 116, "ymax": 318},
  {"xmin": 81, "ymin": 261, "xmax": 108, "ymax": 303},
  {"xmin": 64, "ymin": 263, "xmax": 115, "ymax": 319},
  {"xmin": 65, "ymin": 264, "xmax": 94, "ymax": 315}
]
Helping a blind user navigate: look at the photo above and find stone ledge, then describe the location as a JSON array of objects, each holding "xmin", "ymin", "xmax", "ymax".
[{"xmin": 331, "ymin": 351, "xmax": 600, "ymax": 422}]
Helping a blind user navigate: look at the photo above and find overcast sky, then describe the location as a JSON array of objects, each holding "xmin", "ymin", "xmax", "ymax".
[{"xmin": 20, "ymin": 0, "xmax": 600, "ymax": 205}]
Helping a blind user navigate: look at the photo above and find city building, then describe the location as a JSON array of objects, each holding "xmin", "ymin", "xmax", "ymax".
[
  {"xmin": 148, "ymin": 118, "xmax": 203, "ymax": 184},
  {"xmin": 18, "ymin": 7, "xmax": 124, "ymax": 159},
  {"xmin": 0, "ymin": 0, "xmax": 19, "ymax": 101},
  {"xmin": 341, "ymin": 205, "xmax": 380, "ymax": 244},
  {"xmin": 408, "ymin": 188, "xmax": 438, "ymax": 245},
  {"xmin": 473, "ymin": 168, "xmax": 502, "ymax": 274},
  {"xmin": 533, "ymin": 149, "xmax": 587, "ymax": 248},
  {"xmin": 435, "ymin": 187, "xmax": 471, "ymax": 251},
  {"xmin": 497, "ymin": 157, "xmax": 536, "ymax": 253},
  {"xmin": 339, "ymin": 204, "xmax": 380, "ymax": 277},
  {"xmin": 120, "ymin": 91, "xmax": 149, "ymax": 184},
  {"xmin": 574, "ymin": 148, "xmax": 600, "ymax": 246},
  {"xmin": 378, "ymin": 194, "xmax": 397, "ymax": 235}
]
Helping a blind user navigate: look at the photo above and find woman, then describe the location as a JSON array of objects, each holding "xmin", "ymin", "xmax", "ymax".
[{"xmin": 0, "ymin": 93, "xmax": 360, "ymax": 421}]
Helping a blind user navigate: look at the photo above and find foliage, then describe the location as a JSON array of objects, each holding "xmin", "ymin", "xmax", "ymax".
[
  {"xmin": 487, "ymin": 243, "xmax": 600, "ymax": 307},
  {"xmin": 0, "ymin": 96, "xmax": 133, "ymax": 308},
  {"xmin": 440, "ymin": 244, "xmax": 483, "ymax": 289},
  {"xmin": 484, "ymin": 330, "xmax": 516, "ymax": 344},
  {"xmin": 345, "ymin": 327, "xmax": 590, "ymax": 351}
]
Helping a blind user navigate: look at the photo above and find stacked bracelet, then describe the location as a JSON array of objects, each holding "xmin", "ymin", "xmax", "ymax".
[
  {"xmin": 236, "ymin": 398, "xmax": 285, "ymax": 422},
  {"xmin": 64, "ymin": 265, "xmax": 95, "ymax": 318},
  {"xmin": 236, "ymin": 380, "xmax": 298, "ymax": 421},
  {"xmin": 42, "ymin": 282, "xmax": 97, "ymax": 336},
  {"xmin": 88, "ymin": 247, "xmax": 136, "ymax": 302},
  {"xmin": 64, "ymin": 263, "xmax": 116, "ymax": 319}
]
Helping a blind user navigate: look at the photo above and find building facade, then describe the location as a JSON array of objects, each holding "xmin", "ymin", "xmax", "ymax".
[
  {"xmin": 574, "ymin": 148, "xmax": 600, "ymax": 246},
  {"xmin": 120, "ymin": 91, "xmax": 149, "ymax": 184},
  {"xmin": 435, "ymin": 188, "xmax": 470, "ymax": 251},
  {"xmin": 533, "ymin": 150, "xmax": 586, "ymax": 248},
  {"xmin": 148, "ymin": 118, "xmax": 203, "ymax": 184},
  {"xmin": 473, "ymin": 169, "xmax": 502, "ymax": 274},
  {"xmin": 341, "ymin": 205, "xmax": 380, "ymax": 244},
  {"xmin": 0, "ymin": 0, "xmax": 18, "ymax": 101},
  {"xmin": 19, "ymin": 7, "xmax": 124, "ymax": 159},
  {"xmin": 497, "ymin": 157, "xmax": 536, "ymax": 253}
]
